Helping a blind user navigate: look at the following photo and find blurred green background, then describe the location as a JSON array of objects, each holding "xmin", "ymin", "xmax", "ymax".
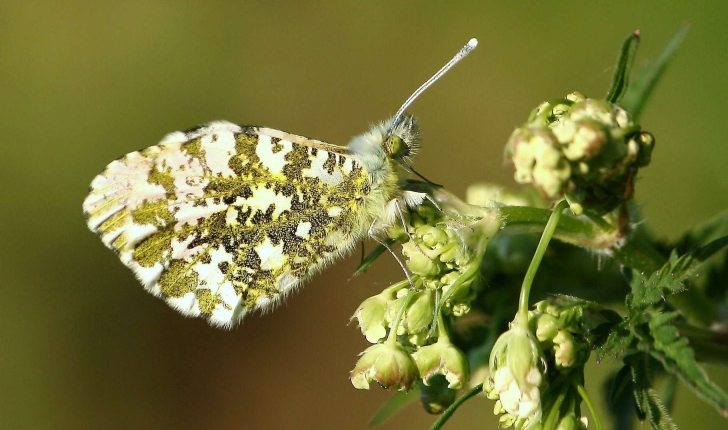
[{"xmin": 2, "ymin": 1, "xmax": 727, "ymax": 429}]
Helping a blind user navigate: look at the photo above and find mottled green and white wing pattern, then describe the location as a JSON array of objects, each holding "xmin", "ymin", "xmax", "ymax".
[{"xmin": 83, "ymin": 121, "xmax": 374, "ymax": 327}]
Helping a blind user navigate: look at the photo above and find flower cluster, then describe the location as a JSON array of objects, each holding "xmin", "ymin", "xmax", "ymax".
[
  {"xmin": 350, "ymin": 188, "xmax": 502, "ymax": 412},
  {"xmin": 485, "ymin": 294, "xmax": 620, "ymax": 429},
  {"xmin": 484, "ymin": 313, "xmax": 547, "ymax": 429},
  {"xmin": 505, "ymin": 92, "xmax": 654, "ymax": 214},
  {"xmin": 531, "ymin": 295, "xmax": 617, "ymax": 370}
]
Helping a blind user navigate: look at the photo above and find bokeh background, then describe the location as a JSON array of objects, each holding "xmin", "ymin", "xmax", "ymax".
[{"xmin": 2, "ymin": 1, "xmax": 727, "ymax": 429}]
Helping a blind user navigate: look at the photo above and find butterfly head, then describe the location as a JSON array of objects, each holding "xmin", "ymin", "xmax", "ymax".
[{"xmin": 384, "ymin": 114, "xmax": 420, "ymax": 166}]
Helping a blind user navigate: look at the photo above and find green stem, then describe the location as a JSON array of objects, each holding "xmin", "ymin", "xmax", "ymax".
[
  {"xmin": 582, "ymin": 210, "xmax": 612, "ymax": 231},
  {"xmin": 500, "ymin": 204, "xmax": 718, "ymax": 326},
  {"xmin": 518, "ymin": 200, "xmax": 569, "ymax": 317},
  {"xmin": 429, "ymin": 383, "xmax": 483, "ymax": 430},
  {"xmin": 542, "ymin": 389, "xmax": 568, "ymax": 430},
  {"xmin": 435, "ymin": 308, "xmax": 450, "ymax": 341},
  {"xmin": 387, "ymin": 291, "xmax": 417, "ymax": 344},
  {"xmin": 576, "ymin": 384, "xmax": 604, "ymax": 430},
  {"xmin": 673, "ymin": 322, "xmax": 728, "ymax": 362}
]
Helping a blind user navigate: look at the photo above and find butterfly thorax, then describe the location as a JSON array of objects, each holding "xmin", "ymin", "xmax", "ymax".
[{"xmin": 347, "ymin": 114, "xmax": 421, "ymax": 234}]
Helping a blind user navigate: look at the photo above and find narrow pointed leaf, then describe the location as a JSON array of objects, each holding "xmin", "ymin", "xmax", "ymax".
[
  {"xmin": 622, "ymin": 24, "xmax": 689, "ymax": 119},
  {"xmin": 352, "ymin": 241, "xmax": 392, "ymax": 278},
  {"xmin": 606, "ymin": 30, "xmax": 641, "ymax": 103},
  {"xmin": 368, "ymin": 390, "xmax": 418, "ymax": 427}
]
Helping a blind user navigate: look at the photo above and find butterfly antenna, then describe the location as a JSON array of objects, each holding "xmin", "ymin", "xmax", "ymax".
[{"xmin": 388, "ymin": 38, "xmax": 478, "ymax": 134}]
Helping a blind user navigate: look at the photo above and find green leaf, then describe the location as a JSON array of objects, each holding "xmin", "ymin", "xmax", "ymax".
[
  {"xmin": 671, "ymin": 235, "xmax": 728, "ymax": 279},
  {"xmin": 596, "ymin": 320, "xmax": 634, "ymax": 362},
  {"xmin": 648, "ymin": 312, "xmax": 728, "ymax": 418},
  {"xmin": 368, "ymin": 390, "xmax": 418, "ymax": 427},
  {"xmin": 606, "ymin": 30, "xmax": 641, "ymax": 104},
  {"xmin": 621, "ymin": 24, "xmax": 689, "ymax": 120},
  {"xmin": 623, "ymin": 266, "xmax": 684, "ymax": 312},
  {"xmin": 674, "ymin": 211, "xmax": 728, "ymax": 254},
  {"xmin": 624, "ymin": 235, "xmax": 728, "ymax": 312},
  {"xmin": 673, "ymin": 212, "xmax": 728, "ymax": 300},
  {"xmin": 351, "ymin": 241, "xmax": 392, "ymax": 278},
  {"xmin": 705, "ymin": 248, "xmax": 728, "ymax": 300},
  {"xmin": 630, "ymin": 356, "xmax": 678, "ymax": 430}
]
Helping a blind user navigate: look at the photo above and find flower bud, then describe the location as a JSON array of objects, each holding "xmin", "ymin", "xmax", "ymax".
[
  {"xmin": 506, "ymin": 92, "xmax": 655, "ymax": 214},
  {"xmin": 487, "ymin": 315, "xmax": 546, "ymax": 427},
  {"xmin": 506, "ymin": 127, "xmax": 571, "ymax": 199},
  {"xmin": 402, "ymin": 241, "xmax": 443, "ymax": 277},
  {"xmin": 416, "ymin": 224, "xmax": 449, "ymax": 248},
  {"xmin": 556, "ymin": 413, "xmax": 588, "ymax": 430},
  {"xmin": 413, "ymin": 339, "xmax": 470, "ymax": 389},
  {"xmin": 403, "ymin": 290, "xmax": 435, "ymax": 335},
  {"xmin": 553, "ymin": 330, "xmax": 577, "ymax": 368},
  {"xmin": 351, "ymin": 292, "xmax": 392, "ymax": 343},
  {"xmin": 534, "ymin": 313, "xmax": 559, "ymax": 342},
  {"xmin": 350, "ymin": 342, "xmax": 419, "ymax": 391}
]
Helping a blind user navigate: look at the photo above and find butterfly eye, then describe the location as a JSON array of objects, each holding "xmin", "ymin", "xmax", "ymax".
[{"xmin": 385, "ymin": 135, "xmax": 409, "ymax": 159}]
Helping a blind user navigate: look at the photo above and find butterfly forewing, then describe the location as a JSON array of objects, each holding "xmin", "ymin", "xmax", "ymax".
[{"xmin": 84, "ymin": 121, "xmax": 372, "ymax": 327}]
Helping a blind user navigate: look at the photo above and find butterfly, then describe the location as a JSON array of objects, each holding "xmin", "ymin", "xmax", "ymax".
[{"xmin": 83, "ymin": 38, "xmax": 477, "ymax": 327}]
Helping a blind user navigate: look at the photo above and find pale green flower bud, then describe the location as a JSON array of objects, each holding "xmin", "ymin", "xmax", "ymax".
[
  {"xmin": 403, "ymin": 291, "xmax": 435, "ymax": 335},
  {"xmin": 487, "ymin": 315, "xmax": 546, "ymax": 428},
  {"xmin": 553, "ymin": 330, "xmax": 577, "ymax": 368},
  {"xmin": 350, "ymin": 342, "xmax": 419, "ymax": 391},
  {"xmin": 437, "ymin": 241, "xmax": 462, "ymax": 264},
  {"xmin": 351, "ymin": 291, "xmax": 392, "ymax": 343},
  {"xmin": 440, "ymin": 271, "xmax": 476, "ymax": 317},
  {"xmin": 402, "ymin": 241, "xmax": 443, "ymax": 277},
  {"xmin": 534, "ymin": 313, "xmax": 559, "ymax": 342},
  {"xmin": 506, "ymin": 93, "xmax": 655, "ymax": 214},
  {"xmin": 499, "ymin": 413, "xmax": 517, "ymax": 427},
  {"xmin": 484, "ymin": 374, "xmax": 500, "ymax": 400},
  {"xmin": 506, "ymin": 127, "xmax": 571, "ymax": 199},
  {"xmin": 417, "ymin": 224, "xmax": 449, "ymax": 248},
  {"xmin": 556, "ymin": 413, "xmax": 588, "ymax": 430},
  {"xmin": 413, "ymin": 339, "xmax": 470, "ymax": 389},
  {"xmin": 386, "ymin": 219, "xmax": 409, "ymax": 242}
]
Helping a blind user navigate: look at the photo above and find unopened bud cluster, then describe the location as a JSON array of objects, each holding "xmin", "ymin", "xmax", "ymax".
[
  {"xmin": 350, "ymin": 194, "xmax": 502, "ymax": 414},
  {"xmin": 506, "ymin": 92, "xmax": 654, "ymax": 214},
  {"xmin": 530, "ymin": 296, "xmax": 600, "ymax": 370}
]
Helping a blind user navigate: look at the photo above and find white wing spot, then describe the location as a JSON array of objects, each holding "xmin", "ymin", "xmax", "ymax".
[
  {"xmin": 255, "ymin": 237, "xmax": 286, "ymax": 271},
  {"xmin": 255, "ymin": 135, "xmax": 291, "ymax": 175},
  {"xmin": 295, "ymin": 221, "xmax": 312, "ymax": 239},
  {"xmin": 247, "ymin": 186, "xmax": 292, "ymax": 219}
]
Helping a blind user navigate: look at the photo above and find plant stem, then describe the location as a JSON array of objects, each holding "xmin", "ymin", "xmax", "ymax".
[
  {"xmin": 387, "ymin": 291, "xmax": 417, "ymax": 344},
  {"xmin": 577, "ymin": 384, "xmax": 604, "ymax": 430},
  {"xmin": 429, "ymin": 383, "xmax": 483, "ymax": 430},
  {"xmin": 518, "ymin": 200, "xmax": 569, "ymax": 317},
  {"xmin": 500, "ymin": 204, "xmax": 718, "ymax": 326}
]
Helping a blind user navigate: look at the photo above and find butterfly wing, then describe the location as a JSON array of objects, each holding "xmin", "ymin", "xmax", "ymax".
[{"xmin": 84, "ymin": 121, "xmax": 371, "ymax": 327}]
